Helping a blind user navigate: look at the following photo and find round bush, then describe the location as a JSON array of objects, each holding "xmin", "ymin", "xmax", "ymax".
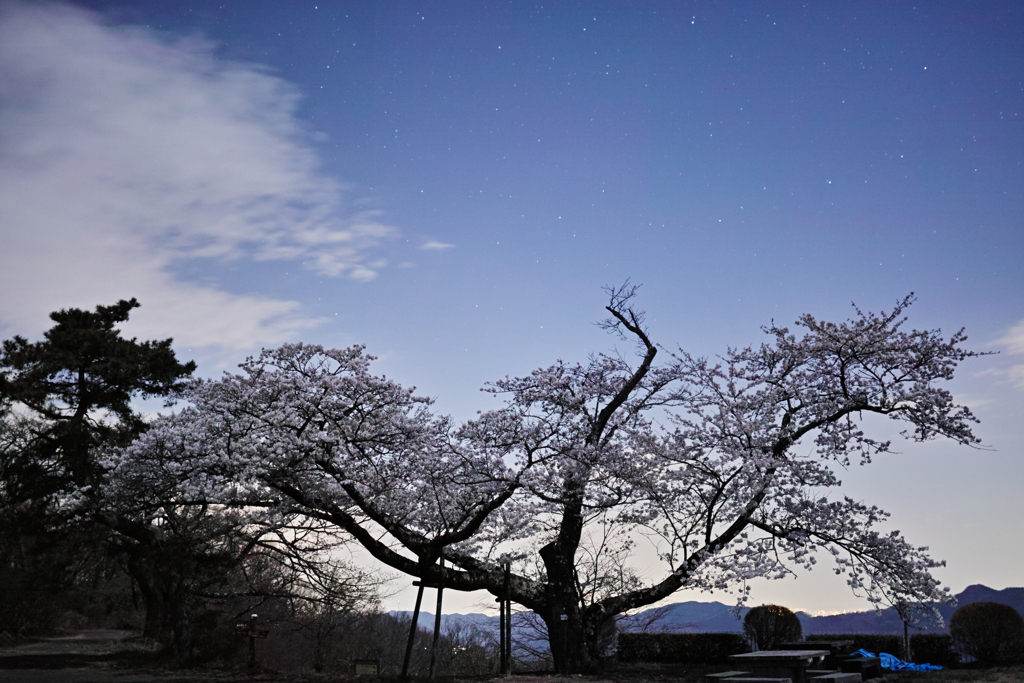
[
  {"xmin": 743, "ymin": 604, "xmax": 802, "ymax": 651},
  {"xmin": 950, "ymin": 602, "xmax": 1024, "ymax": 665}
]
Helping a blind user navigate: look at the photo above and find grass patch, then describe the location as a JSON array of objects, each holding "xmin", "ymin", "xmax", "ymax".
[{"xmin": 883, "ymin": 666, "xmax": 1024, "ymax": 683}]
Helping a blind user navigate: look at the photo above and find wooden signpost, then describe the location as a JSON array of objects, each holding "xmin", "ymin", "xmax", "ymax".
[{"xmin": 234, "ymin": 613, "xmax": 269, "ymax": 670}]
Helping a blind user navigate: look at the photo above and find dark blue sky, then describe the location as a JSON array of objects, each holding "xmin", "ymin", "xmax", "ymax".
[
  {"xmin": 2, "ymin": 0, "xmax": 1021, "ymax": 614},
  {"xmin": 77, "ymin": 1, "xmax": 1020, "ymax": 351}
]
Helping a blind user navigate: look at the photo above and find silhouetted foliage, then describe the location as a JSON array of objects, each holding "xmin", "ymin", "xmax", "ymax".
[
  {"xmin": 950, "ymin": 601, "xmax": 1024, "ymax": 664},
  {"xmin": 0, "ymin": 298, "xmax": 195, "ymax": 492},
  {"xmin": 617, "ymin": 632, "xmax": 750, "ymax": 663},
  {"xmin": 910, "ymin": 633, "xmax": 957, "ymax": 667},
  {"xmin": 743, "ymin": 604, "xmax": 802, "ymax": 651},
  {"xmin": 255, "ymin": 610, "xmax": 501, "ymax": 676},
  {"xmin": 0, "ymin": 298, "xmax": 194, "ymax": 634}
]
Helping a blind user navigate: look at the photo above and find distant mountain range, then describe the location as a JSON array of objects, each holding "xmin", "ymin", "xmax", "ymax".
[
  {"xmin": 797, "ymin": 584, "xmax": 1024, "ymax": 635},
  {"xmin": 614, "ymin": 584, "xmax": 1024, "ymax": 635},
  {"xmin": 391, "ymin": 584, "xmax": 1024, "ymax": 644}
]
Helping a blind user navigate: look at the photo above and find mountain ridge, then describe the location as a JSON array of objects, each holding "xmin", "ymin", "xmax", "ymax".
[{"xmin": 391, "ymin": 584, "xmax": 1024, "ymax": 637}]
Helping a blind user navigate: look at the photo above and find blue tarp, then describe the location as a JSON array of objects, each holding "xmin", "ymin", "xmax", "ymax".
[{"xmin": 850, "ymin": 648, "xmax": 943, "ymax": 671}]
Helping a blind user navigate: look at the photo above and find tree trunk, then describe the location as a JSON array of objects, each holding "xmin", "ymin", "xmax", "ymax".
[
  {"xmin": 168, "ymin": 595, "xmax": 192, "ymax": 657},
  {"xmin": 539, "ymin": 534, "xmax": 600, "ymax": 673},
  {"xmin": 542, "ymin": 608, "xmax": 606, "ymax": 673},
  {"xmin": 136, "ymin": 571, "xmax": 169, "ymax": 642},
  {"xmin": 130, "ymin": 556, "xmax": 192, "ymax": 656}
]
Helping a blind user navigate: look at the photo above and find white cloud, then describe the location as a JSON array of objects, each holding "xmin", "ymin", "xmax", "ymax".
[
  {"xmin": 0, "ymin": 3, "xmax": 393, "ymax": 349},
  {"xmin": 421, "ymin": 241, "xmax": 456, "ymax": 250},
  {"xmin": 995, "ymin": 320, "xmax": 1024, "ymax": 389},
  {"xmin": 1009, "ymin": 365, "xmax": 1024, "ymax": 390},
  {"xmin": 995, "ymin": 321, "xmax": 1024, "ymax": 356}
]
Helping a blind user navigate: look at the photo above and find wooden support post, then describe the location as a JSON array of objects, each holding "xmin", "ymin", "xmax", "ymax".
[
  {"xmin": 503, "ymin": 562, "xmax": 512, "ymax": 675},
  {"xmin": 499, "ymin": 595, "xmax": 506, "ymax": 675},
  {"xmin": 904, "ymin": 620, "xmax": 912, "ymax": 662},
  {"xmin": 428, "ymin": 554, "xmax": 444, "ymax": 680},
  {"xmin": 401, "ymin": 583, "xmax": 425, "ymax": 679}
]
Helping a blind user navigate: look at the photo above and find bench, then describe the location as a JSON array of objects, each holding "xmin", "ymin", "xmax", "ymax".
[
  {"xmin": 780, "ymin": 641, "xmax": 855, "ymax": 669},
  {"xmin": 702, "ymin": 671, "xmax": 753, "ymax": 683},
  {"xmin": 729, "ymin": 650, "xmax": 830, "ymax": 683},
  {"xmin": 839, "ymin": 657, "xmax": 882, "ymax": 680},
  {"xmin": 809, "ymin": 674, "xmax": 861, "ymax": 683}
]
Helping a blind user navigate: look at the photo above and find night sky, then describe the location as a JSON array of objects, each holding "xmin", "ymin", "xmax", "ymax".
[{"xmin": 1, "ymin": 1, "xmax": 1021, "ymax": 617}]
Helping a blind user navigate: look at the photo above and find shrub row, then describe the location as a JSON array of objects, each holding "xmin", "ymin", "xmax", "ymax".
[
  {"xmin": 618, "ymin": 631, "xmax": 995, "ymax": 667},
  {"xmin": 805, "ymin": 633, "xmax": 904, "ymax": 659},
  {"xmin": 617, "ymin": 633, "xmax": 750, "ymax": 663},
  {"xmin": 909, "ymin": 634, "xmax": 957, "ymax": 667},
  {"xmin": 806, "ymin": 633, "xmax": 958, "ymax": 666}
]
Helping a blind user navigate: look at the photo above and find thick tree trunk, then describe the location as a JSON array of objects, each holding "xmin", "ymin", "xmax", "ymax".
[
  {"xmin": 539, "ymin": 530, "xmax": 602, "ymax": 673},
  {"xmin": 141, "ymin": 594, "xmax": 168, "ymax": 642},
  {"xmin": 135, "ymin": 568, "xmax": 169, "ymax": 642},
  {"xmin": 129, "ymin": 556, "xmax": 192, "ymax": 656},
  {"xmin": 169, "ymin": 598, "xmax": 191, "ymax": 658},
  {"xmin": 543, "ymin": 609, "xmax": 600, "ymax": 673}
]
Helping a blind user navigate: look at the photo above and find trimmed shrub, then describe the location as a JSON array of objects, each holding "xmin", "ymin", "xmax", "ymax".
[
  {"xmin": 950, "ymin": 602, "xmax": 1024, "ymax": 665},
  {"xmin": 910, "ymin": 634, "xmax": 957, "ymax": 667},
  {"xmin": 806, "ymin": 634, "xmax": 904, "ymax": 659},
  {"xmin": 617, "ymin": 632, "xmax": 750, "ymax": 663},
  {"xmin": 744, "ymin": 605, "xmax": 802, "ymax": 651}
]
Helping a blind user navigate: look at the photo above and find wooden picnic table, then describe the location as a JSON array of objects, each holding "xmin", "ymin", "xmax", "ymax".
[
  {"xmin": 778, "ymin": 641, "xmax": 855, "ymax": 669},
  {"xmin": 728, "ymin": 649, "xmax": 830, "ymax": 683}
]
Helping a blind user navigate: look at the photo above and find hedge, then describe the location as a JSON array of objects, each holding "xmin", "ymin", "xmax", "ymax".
[
  {"xmin": 805, "ymin": 633, "xmax": 904, "ymax": 659},
  {"xmin": 618, "ymin": 633, "xmax": 750, "ymax": 663},
  {"xmin": 618, "ymin": 632, "xmax": 959, "ymax": 666},
  {"xmin": 910, "ymin": 634, "xmax": 957, "ymax": 667}
]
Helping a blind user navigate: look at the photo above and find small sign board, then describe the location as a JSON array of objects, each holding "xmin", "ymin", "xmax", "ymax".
[
  {"xmin": 354, "ymin": 659, "xmax": 380, "ymax": 676},
  {"xmin": 235, "ymin": 617, "xmax": 269, "ymax": 638}
]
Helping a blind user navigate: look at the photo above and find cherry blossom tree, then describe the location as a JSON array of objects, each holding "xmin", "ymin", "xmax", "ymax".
[
  {"xmin": 110, "ymin": 288, "xmax": 983, "ymax": 672},
  {"xmin": 93, "ymin": 414, "xmax": 382, "ymax": 655}
]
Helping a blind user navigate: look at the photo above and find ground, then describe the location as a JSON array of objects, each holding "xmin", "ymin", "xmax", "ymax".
[
  {"xmin": 1, "ymin": 631, "xmax": 1022, "ymax": 683},
  {"xmin": 0, "ymin": 630, "xmax": 304, "ymax": 683}
]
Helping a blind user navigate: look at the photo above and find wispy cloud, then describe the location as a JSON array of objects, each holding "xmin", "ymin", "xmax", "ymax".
[
  {"xmin": 995, "ymin": 320, "xmax": 1024, "ymax": 389},
  {"xmin": 0, "ymin": 3, "xmax": 393, "ymax": 349},
  {"xmin": 995, "ymin": 321, "xmax": 1024, "ymax": 356},
  {"xmin": 421, "ymin": 241, "xmax": 456, "ymax": 251}
]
